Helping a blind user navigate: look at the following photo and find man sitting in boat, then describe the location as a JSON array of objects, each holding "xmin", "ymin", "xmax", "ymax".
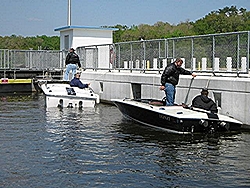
[
  {"xmin": 191, "ymin": 88, "xmax": 218, "ymax": 113},
  {"xmin": 70, "ymin": 72, "xmax": 90, "ymax": 89}
]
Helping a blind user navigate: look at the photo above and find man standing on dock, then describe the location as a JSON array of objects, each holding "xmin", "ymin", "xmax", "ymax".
[{"xmin": 64, "ymin": 48, "xmax": 81, "ymax": 81}]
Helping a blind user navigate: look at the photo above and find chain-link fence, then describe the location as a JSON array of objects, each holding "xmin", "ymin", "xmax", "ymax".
[
  {"xmin": 0, "ymin": 31, "xmax": 249, "ymax": 75},
  {"xmin": 0, "ymin": 49, "xmax": 63, "ymax": 70},
  {"xmin": 77, "ymin": 31, "xmax": 249, "ymax": 74},
  {"xmin": 0, "ymin": 49, "xmax": 10, "ymax": 69}
]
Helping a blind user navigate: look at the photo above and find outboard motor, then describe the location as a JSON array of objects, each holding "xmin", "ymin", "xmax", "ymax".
[
  {"xmin": 79, "ymin": 101, "xmax": 83, "ymax": 110},
  {"xmin": 67, "ymin": 103, "xmax": 73, "ymax": 108}
]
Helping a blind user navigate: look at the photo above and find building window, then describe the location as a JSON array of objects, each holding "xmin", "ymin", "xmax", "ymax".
[{"xmin": 64, "ymin": 35, "xmax": 69, "ymax": 50}]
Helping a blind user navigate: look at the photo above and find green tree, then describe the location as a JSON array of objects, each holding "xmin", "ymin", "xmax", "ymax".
[
  {"xmin": 192, "ymin": 6, "xmax": 250, "ymax": 35},
  {"xmin": 0, "ymin": 35, "xmax": 60, "ymax": 50}
]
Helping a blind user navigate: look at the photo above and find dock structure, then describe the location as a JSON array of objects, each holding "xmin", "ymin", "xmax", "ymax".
[
  {"xmin": 0, "ymin": 78, "xmax": 33, "ymax": 93},
  {"xmin": 77, "ymin": 70, "xmax": 250, "ymax": 127},
  {"xmin": 0, "ymin": 31, "xmax": 250, "ymax": 127},
  {"xmin": 0, "ymin": 69, "xmax": 62, "ymax": 93}
]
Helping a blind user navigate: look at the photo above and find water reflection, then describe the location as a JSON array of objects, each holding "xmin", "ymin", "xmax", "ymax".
[
  {"xmin": 1, "ymin": 95, "xmax": 249, "ymax": 187},
  {"xmin": 0, "ymin": 93, "xmax": 37, "ymax": 102},
  {"xmin": 112, "ymin": 117, "xmax": 247, "ymax": 187},
  {"xmin": 44, "ymin": 105, "xmax": 123, "ymax": 186}
]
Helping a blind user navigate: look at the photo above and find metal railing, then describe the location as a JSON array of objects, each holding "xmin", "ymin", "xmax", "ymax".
[
  {"xmin": 78, "ymin": 31, "xmax": 250, "ymax": 74},
  {"xmin": 0, "ymin": 49, "xmax": 63, "ymax": 71},
  {"xmin": 1, "ymin": 31, "xmax": 249, "ymax": 75}
]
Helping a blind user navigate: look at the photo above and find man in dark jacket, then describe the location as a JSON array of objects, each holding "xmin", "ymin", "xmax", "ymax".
[
  {"xmin": 192, "ymin": 88, "xmax": 218, "ymax": 113},
  {"xmin": 64, "ymin": 48, "xmax": 81, "ymax": 81},
  {"xmin": 160, "ymin": 58, "xmax": 196, "ymax": 106},
  {"xmin": 70, "ymin": 72, "xmax": 89, "ymax": 89}
]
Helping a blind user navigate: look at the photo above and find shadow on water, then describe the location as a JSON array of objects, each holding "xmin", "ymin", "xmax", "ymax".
[{"xmin": 114, "ymin": 116, "xmax": 242, "ymax": 145}]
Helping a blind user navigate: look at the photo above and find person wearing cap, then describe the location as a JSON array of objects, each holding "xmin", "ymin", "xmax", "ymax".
[
  {"xmin": 64, "ymin": 48, "xmax": 81, "ymax": 81},
  {"xmin": 160, "ymin": 58, "xmax": 196, "ymax": 106},
  {"xmin": 70, "ymin": 72, "xmax": 90, "ymax": 89},
  {"xmin": 191, "ymin": 88, "xmax": 218, "ymax": 113}
]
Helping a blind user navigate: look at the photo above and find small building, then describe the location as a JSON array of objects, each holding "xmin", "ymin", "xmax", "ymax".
[{"xmin": 54, "ymin": 25, "xmax": 118, "ymax": 51}]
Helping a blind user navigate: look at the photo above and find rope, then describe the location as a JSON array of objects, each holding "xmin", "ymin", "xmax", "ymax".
[{"xmin": 90, "ymin": 71, "xmax": 110, "ymax": 82}]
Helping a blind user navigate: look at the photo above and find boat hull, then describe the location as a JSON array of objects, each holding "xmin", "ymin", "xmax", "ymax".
[
  {"xmin": 45, "ymin": 95, "xmax": 96, "ymax": 108},
  {"xmin": 39, "ymin": 82, "xmax": 99, "ymax": 109},
  {"xmin": 112, "ymin": 99, "xmax": 242, "ymax": 134}
]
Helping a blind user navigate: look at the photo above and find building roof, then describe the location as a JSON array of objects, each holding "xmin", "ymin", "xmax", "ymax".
[{"xmin": 54, "ymin": 25, "xmax": 118, "ymax": 32}]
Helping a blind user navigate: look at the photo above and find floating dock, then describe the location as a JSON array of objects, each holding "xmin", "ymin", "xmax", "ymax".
[{"xmin": 0, "ymin": 78, "xmax": 34, "ymax": 93}]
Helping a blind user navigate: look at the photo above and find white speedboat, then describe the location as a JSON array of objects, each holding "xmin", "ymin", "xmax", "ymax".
[
  {"xmin": 39, "ymin": 81, "xmax": 100, "ymax": 108},
  {"xmin": 112, "ymin": 98, "xmax": 242, "ymax": 134}
]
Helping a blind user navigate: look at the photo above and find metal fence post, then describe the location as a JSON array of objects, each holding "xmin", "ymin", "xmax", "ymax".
[
  {"xmin": 212, "ymin": 35, "xmax": 215, "ymax": 72},
  {"xmin": 248, "ymin": 31, "xmax": 250, "ymax": 73}
]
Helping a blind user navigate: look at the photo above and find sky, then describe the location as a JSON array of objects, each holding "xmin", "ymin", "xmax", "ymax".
[{"xmin": 0, "ymin": 0, "xmax": 249, "ymax": 37}]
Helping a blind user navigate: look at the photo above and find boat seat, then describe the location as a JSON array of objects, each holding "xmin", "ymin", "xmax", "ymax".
[{"xmin": 66, "ymin": 87, "xmax": 76, "ymax": 95}]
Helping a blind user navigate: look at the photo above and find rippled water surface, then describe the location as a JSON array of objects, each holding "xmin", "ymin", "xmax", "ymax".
[{"xmin": 0, "ymin": 94, "xmax": 250, "ymax": 188}]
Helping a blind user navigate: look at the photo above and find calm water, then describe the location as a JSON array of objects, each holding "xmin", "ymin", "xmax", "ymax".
[{"xmin": 0, "ymin": 94, "xmax": 250, "ymax": 188}]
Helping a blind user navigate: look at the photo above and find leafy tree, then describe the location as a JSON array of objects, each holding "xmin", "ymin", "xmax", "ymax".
[
  {"xmin": 112, "ymin": 24, "xmax": 129, "ymax": 42},
  {"xmin": 192, "ymin": 6, "xmax": 250, "ymax": 34},
  {"xmin": 0, "ymin": 35, "xmax": 60, "ymax": 50}
]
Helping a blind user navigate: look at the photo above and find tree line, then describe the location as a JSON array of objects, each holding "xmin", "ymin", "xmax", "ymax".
[
  {"xmin": 0, "ymin": 35, "xmax": 59, "ymax": 50},
  {"xmin": 0, "ymin": 6, "xmax": 249, "ymax": 50}
]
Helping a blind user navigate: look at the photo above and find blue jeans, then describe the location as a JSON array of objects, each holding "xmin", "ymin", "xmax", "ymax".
[
  {"xmin": 64, "ymin": 64, "xmax": 77, "ymax": 81},
  {"xmin": 164, "ymin": 83, "xmax": 176, "ymax": 106}
]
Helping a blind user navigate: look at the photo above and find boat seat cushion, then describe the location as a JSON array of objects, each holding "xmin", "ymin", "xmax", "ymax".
[{"xmin": 66, "ymin": 87, "xmax": 76, "ymax": 95}]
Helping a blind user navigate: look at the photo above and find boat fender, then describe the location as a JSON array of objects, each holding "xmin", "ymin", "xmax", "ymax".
[{"xmin": 191, "ymin": 125, "xmax": 194, "ymax": 133}]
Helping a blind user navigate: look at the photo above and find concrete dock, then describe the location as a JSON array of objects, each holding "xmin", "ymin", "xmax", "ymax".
[
  {"xmin": 1, "ymin": 69, "xmax": 250, "ymax": 128},
  {"xmin": 78, "ymin": 70, "xmax": 250, "ymax": 127}
]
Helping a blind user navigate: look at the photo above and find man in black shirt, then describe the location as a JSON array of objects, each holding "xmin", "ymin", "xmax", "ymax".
[
  {"xmin": 160, "ymin": 58, "xmax": 196, "ymax": 106},
  {"xmin": 64, "ymin": 48, "xmax": 81, "ymax": 81}
]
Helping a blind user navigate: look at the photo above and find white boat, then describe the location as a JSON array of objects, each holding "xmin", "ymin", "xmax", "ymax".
[
  {"xmin": 112, "ymin": 98, "xmax": 242, "ymax": 134},
  {"xmin": 39, "ymin": 81, "xmax": 100, "ymax": 108}
]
